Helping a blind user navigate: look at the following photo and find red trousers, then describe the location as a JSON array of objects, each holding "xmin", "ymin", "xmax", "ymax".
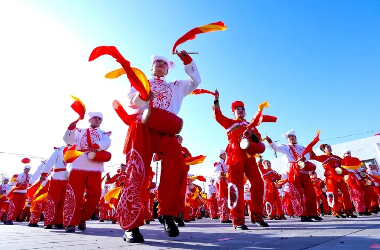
[
  {"xmin": 284, "ymin": 192, "xmax": 294, "ymax": 216},
  {"xmin": 99, "ymin": 197, "xmax": 112, "ymax": 221},
  {"xmin": 325, "ymin": 177, "xmax": 353, "ymax": 215},
  {"xmin": 371, "ymin": 186, "xmax": 380, "ymax": 210},
  {"xmin": 0, "ymin": 200, "xmax": 9, "ymax": 221},
  {"xmin": 264, "ymin": 183, "xmax": 284, "ymax": 218},
  {"xmin": 215, "ymin": 178, "xmax": 230, "ymax": 221},
  {"xmin": 116, "ymin": 122, "xmax": 187, "ymax": 230},
  {"xmin": 288, "ymin": 172, "xmax": 318, "ymax": 217},
  {"xmin": 228, "ymin": 156, "xmax": 264, "ymax": 226},
  {"xmin": 63, "ymin": 170, "xmax": 102, "ymax": 227},
  {"xmin": 44, "ymin": 179, "xmax": 67, "ymax": 226},
  {"xmin": 30, "ymin": 202, "xmax": 44, "ymax": 224},
  {"xmin": 18, "ymin": 207, "xmax": 30, "ymax": 221},
  {"xmin": 316, "ymin": 194, "xmax": 330, "ymax": 214},
  {"xmin": 346, "ymin": 173, "xmax": 367, "ymax": 213},
  {"xmin": 7, "ymin": 193, "xmax": 27, "ymax": 221},
  {"xmin": 207, "ymin": 195, "xmax": 218, "ymax": 218}
]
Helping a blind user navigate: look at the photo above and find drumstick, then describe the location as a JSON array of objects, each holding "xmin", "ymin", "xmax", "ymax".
[{"xmin": 174, "ymin": 50, "xmax": 198, "ymax": 55}]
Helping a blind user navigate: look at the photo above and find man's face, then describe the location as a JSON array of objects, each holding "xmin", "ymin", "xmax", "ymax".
[
  {"xmin": 286, "ymin": 135, "xmax": 297, "ymax": 144},
  {"xmin": 324, "ymin": 145, "xmax": 332, "ymax": 154},
  {"xmin": 120, "ymin": 164, "xmax": 126, "ymax": 172},
  {"xmin": 177, "ymin": 136, "xmax": 183, "ymax": 145},
  {"xmin": 152, "ymin": 59, "xmax": 168, "ymax": 77},
  {"xmin": 39, "ymin": 176, "xmax": 47, "ymax": 182},
  {"xmin": 24, "ymin": 168, "xmax": 30, "ymax": 174},
  {"xmin": 3, "ymin": 179, "xmax": 9, "ymax": 184},
  {"xmin": 263, "ymin": 160, "xmax": 272, "ymax": 169},
  {"xmin": 89, "ymin": 116, "xmax": 102, "ymax": 128},
  {"xmin": 233, "ymin": 106, "xmax": 246, "ymax": 120},
  {"xmin": 220, "ymin": 153, "xmax": 227, "ymax": 160}
]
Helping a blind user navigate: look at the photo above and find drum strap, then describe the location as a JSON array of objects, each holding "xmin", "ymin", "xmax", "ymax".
[
  {"xmin": 289, "ymin": 145, "xmax": 299, "ymax": 162},
  {"xmin": 86, "ymin": 129, "xmax": 93, "ymax": 149}
]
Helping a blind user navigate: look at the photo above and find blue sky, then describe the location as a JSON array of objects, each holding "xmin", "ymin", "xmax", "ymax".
[{"xmin": 0, "ymin": 1, "xmax": 379, "ymax": 179}]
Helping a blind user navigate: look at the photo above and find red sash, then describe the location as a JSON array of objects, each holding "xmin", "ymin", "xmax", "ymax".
[{"xmin": 288, "ymin": 145, "xmax": 300, "ymax": 182}]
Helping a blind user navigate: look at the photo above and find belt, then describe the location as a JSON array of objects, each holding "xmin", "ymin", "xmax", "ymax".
[{"xmin": 54, "ymin": 168, "xmax": 66, "ymax": 172}]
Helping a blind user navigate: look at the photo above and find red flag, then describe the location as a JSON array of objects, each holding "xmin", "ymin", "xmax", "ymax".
[
  {"xmin": 89, "ymin": 46, "xmax": 149, "ymax": 101},
  {"xmin": 70, "ymin": 95, "xmax": 86, "ymax": 120},
  {"xmin": 190, "ymin": 89, "xmax": 216, "ymax": 96},
  {"xmin": 172, "ymin": 21, "xmax": 227, "ymax": 54},
  {"xmin": 301, "ymin": 131, "xmax": 321, "ymax": 158}
]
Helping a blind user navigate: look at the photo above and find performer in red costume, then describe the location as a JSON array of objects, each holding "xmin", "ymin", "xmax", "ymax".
[
  {"xmin": 41, "ymin": 146, "xmax": 70, "ymax": 229},
  {"xmin": 213, "ymin": 150, "xmax": 231, "ymax": 223},
  {"xmin": 206, "ymin": 179, "xmax": 218, "ymax": 220},
  {"xmin": 0, "ymin": 177, "xmax": 11, "ymax": 222},
  {"xmin": 28, "ymin": 173, "xmax": 50, "ymax": 227},
  {"xmin": 257, "ymin": 156, "xmax": 285, "ymax": 220},
  {"xmin": 5, "ymin": 162, "xmax": 33, "ymax": 225},
  {"xmin": 114, "ymin": 50, "xmax": 201, "ymax": 243},
  {"xmin": 212, "ymin": 90, "xmax": 268, "ymax": 229},
  {"xmin": 266, "ymin": 130, "xmax": 322, "ymax": 222},
  {"xmin": 311, "ymin": 144, "xmax": 356, "ymax": 218},
  {"xmin": 342, "ymin": 150, "xmax": 372, "ymax": 216},
  {"xmin": 63, "ymin": 112, "xmax": 112, "ymax": 232},
  {"xmin": 309, "ymin": 171, "xmax": 330, "ymax": 215},
  {"xmin": 105, "ymin": 164, "xmax": 127, "ymax": 224}
]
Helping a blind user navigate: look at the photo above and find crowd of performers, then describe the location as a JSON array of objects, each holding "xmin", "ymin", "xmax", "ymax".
[{"xmin": 1, "ymin": 50, "xmax": 380, "ymax": 245}]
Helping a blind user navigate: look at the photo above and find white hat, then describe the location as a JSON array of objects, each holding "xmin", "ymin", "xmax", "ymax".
[
  {"xmin": 343, "ymin": 150, "xmax": 351, "ymax": 155},
  {"xmin": 88, "ymin": 112, "xmax": 103, "ymax": 120},
  {"xmin": 24, "ymin": 165, "xmax": 31, "ymax": 170},
  {"xmin": 365, "ymin": 162, "xmax": 373, "ymax": 167},
  {"xmin": 283, "ymin": 129, "xmax": 296, "ymax": 138},
  {"xmin": 151, "ymin": 55, "xmax": 175, "ymax": 70},
  {"xmin": 219, "ymin": 149, "xmax": 226, "ymax": 155}
]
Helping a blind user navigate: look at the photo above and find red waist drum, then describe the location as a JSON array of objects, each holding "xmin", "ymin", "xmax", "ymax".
[
  {"xmin": 240, "ymin": 138, "xmax": 265, "ymax": 155},
  {"xmin": 142, "ymin": 107, "xmax": 183, "ymax": 135},
  {"xmin": 88, "ymin": 150, "xmax": 112, "ymax": 163}
]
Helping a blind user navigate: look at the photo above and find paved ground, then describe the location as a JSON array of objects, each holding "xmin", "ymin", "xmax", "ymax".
[{"xmin": 1, "ymin": 215, "xmax": 380, "ymax": 250}]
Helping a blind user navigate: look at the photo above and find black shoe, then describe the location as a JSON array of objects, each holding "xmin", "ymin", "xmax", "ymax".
[
  {"xmin": 174, "ymin": 217, "xmax": 185, "ymax": 227},
  {"xmin": 123, "ymin": 228, "xmax": 144, "ymax": 243},
  {"xmin": 78, "ymin": 220, "xmax": 86, "ymax": 231},
  {"xmin": 340, "ymin": 214, "xmax": 347, "ymax": 218},
  {"xmin": 99, "ymin": 220, "xmax": 105, "ymax": 222},
  {"xmin": 335, "ymin": 215, "xmax": 340, "ymax": 218},
  {"xmin": 65, "ymin": 226, "xmax": 75, "ymax": 233},
  {"xmin": 54, "ymin": 224, "xmax": 64, "ymax": 229},
  {"xmin": 312, "ymin": 216, "xmax": 323, "ymax": 221},
  {"xmin": 112, "ymin": 220, "xmax": 117, "ymax": 224},
  {"xmin": 4, "ymin": 220, "xmax": 13, "ymax": 225},
  {"xmin": 197, "ymin": 217, "xmax": 202, "ymax": 219},
  {"xmin": 163, "ymin": 216, "xmax": 179, "ymax": 237},
  {"xmin": 301, "ymin": 216, "xmax": 313, "ymax": 222},
  {"xmin": 145, "ymin": 220, "xmax": 150, "ymax": 225},
  {"xmin": 212, "ymin": 217, "xmax": 219, "ymax": 220},
  {"xmin": 234, "ymin": 224, "xmax": 248, "ymax": 230},
  {"xmin": 221, "ymin": 220, "xmax": 232, "ymax": 223},
  {"xmin": 359, "ymin": 212, "xmax": 372, "ymax": 216},
  {"xmin": 348, "ymin": 214, "xmax": 357, "ymax": 218},
  {"xmin": 28, "ymin": 223, "xmax": 39, "ymax": 227},
  {"xmin": 44, "ymin": 225, "xmax": 53, "ymax": 229},
  {"xmin": 254, "ymin": 220, "xmax": 269, "ymax": 227},
  {"xmin": 158, "ymin": 215, "xmax": 164, "ymax": 224}
]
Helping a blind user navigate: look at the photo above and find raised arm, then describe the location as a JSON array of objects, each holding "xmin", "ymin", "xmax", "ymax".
[
  {"xmin": 265, "ymin": 136, "xmax": 287, "ymax": 155},
  {"xmin": 212, "ymin": 90, "xmax": 233, "ymax": 129}
]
